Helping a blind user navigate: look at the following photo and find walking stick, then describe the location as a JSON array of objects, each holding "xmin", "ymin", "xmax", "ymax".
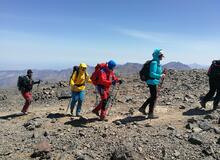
[
  {"xmin": 157, "ymin": 68, "xmax": 167, "ymax": 97},
  {"xmin": 107, "ymin": 84, "xmax": 121, "ymax": 116},
  {"xmin": 66, "ymin": 98, "xmax": 72, "ymax": 114}
]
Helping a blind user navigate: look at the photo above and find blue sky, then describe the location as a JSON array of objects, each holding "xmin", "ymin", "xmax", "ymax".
[{"xmin": 0, "ymin": 0, "xmax": 220, "ymax": 70}]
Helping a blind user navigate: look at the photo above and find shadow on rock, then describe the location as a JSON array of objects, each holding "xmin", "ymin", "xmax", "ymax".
[
  {"xmin": 64, "ymin": 117, "xmax": 99, "ymax": 127},
  {"xmin": 0, "ymin": 112, "xmax": 26, "ymax": 120},
  {"xmin": 113, "ymin": 115, "xmax": 147, "ymax": 125},
  {"xmin": 183, "ymin": 108, "xmax": 213, "ymax": 116},
  {"xmin": 47, "ymin": 113, "xmax": 66, "ymax": 119}
]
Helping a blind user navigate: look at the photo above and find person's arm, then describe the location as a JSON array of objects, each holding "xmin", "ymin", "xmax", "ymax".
[
  {"xmin": 98, "ymin": 71, "xmax": 112, "ymax": 87},
  {"xmin": 149, "ymin": 61, "xmax": 161, "ymax": 79},
  {"xmin": 33, "ymin": 80, "xmax": 40, "ymax": 85},
  {"xmin": 69, "ymin": 72, "xmax": 77, "ymax": 87},
  {"xmin": 86, "ymin": 73, "xmax": 92, "ymax": 84}
]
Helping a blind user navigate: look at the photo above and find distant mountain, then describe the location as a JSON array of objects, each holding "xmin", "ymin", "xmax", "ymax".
[
  {"xmin": 189, "ymin": 63, "xmax": 209, "ymax": 69},
  {"xmin": 116, "ymin": 63, "xmax": 142, "ymax": 75},
  {"xmin": 163, "ymin": 62, "xmax": 191, "ymax": 70}
]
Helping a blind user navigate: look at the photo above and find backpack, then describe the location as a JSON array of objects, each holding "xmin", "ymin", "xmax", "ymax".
[
  {"xmin": 17, "ymin": 76, "xmax": 26, "ymax": 91},
  {"xmin": 91, "ymin": 63, "xmax": 107, "ymax": 85},
  {"xmin": 69, "ymin": 66, "xmax": 87, "ymax": 86},
  {"xmin": 207, "ymin": 60, "xmax": 220, "ymax": 78},
  {"xmin": 139, "ymin": 60, "xmax": 153, "ymax": 81}
]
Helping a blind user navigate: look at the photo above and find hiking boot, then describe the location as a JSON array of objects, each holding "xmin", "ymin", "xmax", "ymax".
[
  {"xmin": 21, "ymin": 111, "xmax": 28, "ymax": 115},
  {"xmin": 76, "ymin": 112, "xmax": 81, "ymax": 117},
  {"xmin": 100, "ymin": 117, "xmax": 108, "ymax": 121},
  {"xmin": 138, "ymin": 106, "xmax": 147, "ymax": 115},
  {"xmin": 200, "ymin": 100, "xmax": 206, "ymax": 108},
  {"xmin": 92, "ymin": 110, "xmax": 99, "ymax": 117},
  {"xmin": 148, "ymin": 113, "xmax": 159, "ymax": 119}
]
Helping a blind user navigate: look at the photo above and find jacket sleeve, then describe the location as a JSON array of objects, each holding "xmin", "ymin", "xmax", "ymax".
[
  {"xmin": 149, "ymin": 61, "xmax": 161, "ymax": 79},
  {"xmin": 69, "ymin": 72, "xmax": 76, "ymax": 87},
  {"xmin": 112, "ymin": 72, "xmax": 119, "ymax": 82},
  {"xmin": 98, "ymin": 71, "xmax": 112, "ymax": 87}
]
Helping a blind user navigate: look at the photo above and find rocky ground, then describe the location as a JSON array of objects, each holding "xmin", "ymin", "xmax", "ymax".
[{"xmin": 0, "ymin": 70, "xmax": 219, "ymax": 160}]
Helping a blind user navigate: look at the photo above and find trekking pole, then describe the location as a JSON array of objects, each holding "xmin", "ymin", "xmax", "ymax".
[
  {"xmin": 107, "ymin": 84, "xmax": 121, "ymax": 116},
  {"xmin": 157, "ymin": 68, "xmax": 167, "ymax": 97},
  {"xmin": 66, "ymin": 98, "xmax": 72, "ymax": 114}
]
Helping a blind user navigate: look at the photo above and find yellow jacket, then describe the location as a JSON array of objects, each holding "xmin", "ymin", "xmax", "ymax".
[{"xmin": 69, "ymin": 68, "xmax": 91, "ymax": 92}]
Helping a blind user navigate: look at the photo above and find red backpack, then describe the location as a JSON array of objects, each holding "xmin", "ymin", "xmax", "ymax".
[{"xmin": 91, "ymin": 63, "xmax": 107, "ymax": 85}]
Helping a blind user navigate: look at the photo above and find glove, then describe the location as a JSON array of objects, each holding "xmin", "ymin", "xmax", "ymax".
[
  {"xmin": 118, "ymin": 80, "xmax": 123, "ymax": 85},
  {"xmin": 112, "ymin": 80, "xmax": 116, "ymax": 85}
]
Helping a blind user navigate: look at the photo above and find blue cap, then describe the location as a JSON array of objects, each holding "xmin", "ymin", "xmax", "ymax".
[{"xmin": 107, "ymin": 60, "xmax": 117, "ymax": 70}]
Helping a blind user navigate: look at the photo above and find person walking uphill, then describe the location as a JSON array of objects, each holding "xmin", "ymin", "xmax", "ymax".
[
  {"xmin": 139, "ymin": 49, "xmax": 166, "ymax": 119},
  {"xmin": 17, "ymin": 69, "xmax": 41, "ymax": 114},
  {"xmin": 91, "ymin": 60, "xmax": 123, "ymax": 121},
  {"xmin": 69, "ymin": 63, "xmax": 91, "ymax": 116},
  {"xmin": 200, "ymin": 60, "xmax": 220, "ymax": 110}
]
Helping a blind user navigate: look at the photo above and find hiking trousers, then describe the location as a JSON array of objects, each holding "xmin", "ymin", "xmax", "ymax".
[
  {"xmin": 141, "ymin": 84, "xmax": 157, "ymax": 114},
  {"xmin": 70, "ymin": 91, "xmax": 85, "ymax": 115},
  {"xmin": 21, "ymin": 92, "xmax": 32, "ymax": 113},
  {"xmin": 203, "ymin": 78, "xmax": 220, "ymax": 107},
  {"xmin": 93, "ymin": 86, "xmax": 110, "ymax": 119}
]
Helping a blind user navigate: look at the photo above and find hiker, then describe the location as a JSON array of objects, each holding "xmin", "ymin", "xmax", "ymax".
[
  {"xmin": 91, "ymin": 60, "xmax": 123, "ymax": 120},
  {"xmin": 17, "ymin": 69, "xmax": 41, "ymax": 114},
  {"xmin": 138, "ymin": 48, "xmax": 166, "ymax": 119},
  {"xmin": 200, "ymin": 60, "xmax": 220, "ymax": 110},
  {"xmin": 69, "ymin": 63, "xmax": 91, "ymax": 116}
]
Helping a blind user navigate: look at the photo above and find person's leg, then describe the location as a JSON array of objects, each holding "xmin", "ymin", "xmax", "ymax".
[
  {"xmin": 100, "ymin": 99, "xmax": 108, "ymax": 120},
  {"xmin": 201, "ymin": 78, "xmax": 217, "ymax": 108},
  {"xmin": 100, "ymin": 89, "xmax": 109, "ymax": 120},
  {"xmin": 139, "ymin": 96, "xmax": 151, "ymax": 115},
  {"xmin": 76, "ymin": 91, "xmax": 85, "ymax": 116},
  {"xmin": 21, "ymin": 92, "xmax": 32, "ymax": 113},
  {"xmin": 148, "ymin": 85, "xmax": 158, "ymax": 118},
  {"xmin": 92, "ymin": 101, "xmax": 102, "ymax": 116},
  {"xmin": 213, "ymin": 82, "xmax": 220, "ymax": 109},
  {"xmin": 70, "ymin": 92, "xmax": 78, "ymax": 115}
]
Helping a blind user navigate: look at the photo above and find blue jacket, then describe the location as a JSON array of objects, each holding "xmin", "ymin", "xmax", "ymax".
[{"xmin": 146, "ymin": 49, "xmax": 163, "ymax": 85}]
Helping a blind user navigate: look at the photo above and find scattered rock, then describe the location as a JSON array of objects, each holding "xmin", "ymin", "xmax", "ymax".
[
  {"xmin": 202, "ymin": 145, "xmax": 215, "ymax": 156},
  {"xmin": 110, "ymin": 145, "xmax": 138, "ymax": 160},
  {"xmin": 0, "ymin": 94, "xmax": 7, "ymax": 101},
  {"xmin": 31, "ymin": 140, "xmax": 51, "ymax": 159},
  {"xmin": 174, "ymin": 150, "xmax": 180, "ymax": 158},
  {"xmin": 213, "ymin": 127, "xmax": 220, "ymax": 134},
  {"xmin": 198, "ymin": 121, "xmax": 212, "ymax": 131},
  {"xmin": 217, "ymin": 138, "xmax": 220, "ymax": 145},
  {"xmin": 188, "ymin": 134, "xmax": 203, "ymax": 145},
  {"xmin": 186, "ymin": 123, "xmax": 197, "ymax": 130},
  {"xmin": 179, "ymin": 105, "xmax": 186, "ymax": 109},
  {"xmin": 23, "ymin": 117, "xmax": 43, "ymax": 131},
  {"xmin": 167, "ymin": 126, "xmax": 175, "ymax": 131},
  {"xmin": 192, "ymin": 127, "xmax": 203, "ymax": 133}
]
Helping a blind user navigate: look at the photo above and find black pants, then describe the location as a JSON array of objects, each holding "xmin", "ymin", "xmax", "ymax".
[
  {"xmin": 203, "ymin": 78, "xmax": 220, "ymax": 106},
  {"xmin": 142, "ymin": 84, "xmax": 157, "ymax": 114}
]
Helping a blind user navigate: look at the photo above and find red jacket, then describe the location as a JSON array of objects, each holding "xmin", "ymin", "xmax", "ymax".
[{"xmin": 97, "ymin": 66, "xmax": 118, "ymax": 88}]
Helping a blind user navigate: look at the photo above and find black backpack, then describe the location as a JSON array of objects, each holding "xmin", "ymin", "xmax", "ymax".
[
  {"xmin": 207, "ymin": 60, "xmax": 220, "ymax": 78},
  {"xmin": 139, "ymin": 60, "xmax": 153, "ymax": 81},
  {"xmin": 17, "ymin": 76, "xmax": 26, "ymax": 91}
]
